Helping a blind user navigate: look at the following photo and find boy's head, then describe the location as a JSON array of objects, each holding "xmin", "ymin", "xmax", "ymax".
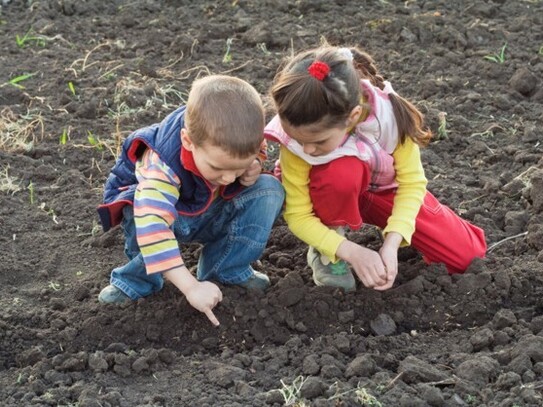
[
  {"xmin": 181, "ymin": 75, "xmax": 265, "ymax": 186},
  {"xmin": 183, "ymin": 75, "xmax": 264, "ymax": 157}
]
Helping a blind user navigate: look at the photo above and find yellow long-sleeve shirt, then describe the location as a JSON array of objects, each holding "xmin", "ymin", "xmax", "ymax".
[{"xmin": 280, "ymin": 138, "xmax": 427, "ymax": 263}]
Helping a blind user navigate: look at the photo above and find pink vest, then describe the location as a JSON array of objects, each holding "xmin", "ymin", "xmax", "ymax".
[{"xmin": 265, "ymin": 79, "xmax": 398, "ymax": 192}]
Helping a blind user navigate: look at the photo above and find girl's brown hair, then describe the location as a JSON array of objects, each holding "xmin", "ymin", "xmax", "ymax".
[{"xmin": 271, "ymin": 46, "xmax": 432, "ymax": 146}]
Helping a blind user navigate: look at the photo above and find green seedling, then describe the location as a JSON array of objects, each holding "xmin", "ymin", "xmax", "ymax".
[
  {"xmin": 539, "ymin": 45, "xmax": 543, "ymax": 56},
  {"xmin": 68, "ymin": 81, "xmax": 76, "ymax": 96},
  {"xmin": 7, "ymin": 72, "xmax": 36, "ymax": 89},
  {"xmin": 222, "ymin": 38, "xmax": 233, "ymax": 64},
  {"xmin": 437, "ymin": 111, "xmax": 448, "ymax": 139},
  {"xmin": 15, "ymin": 29, "xmax": 46, "ymax": 48},
  {"xmin": 87, "ymin": 131, "xmax": 104, "ymax": 151},
  {"xmin": 59, "ymin": 128, "xmax": 68, "ymax": 145},
  {"xmin": 484, "ymin": 43, "xmax": 507, "ymax": 64}
]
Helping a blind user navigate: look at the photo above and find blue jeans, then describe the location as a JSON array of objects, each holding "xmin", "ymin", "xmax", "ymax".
[{"xmin": 110, "ymin": 174, "xmax": 284, "ymax": 299}]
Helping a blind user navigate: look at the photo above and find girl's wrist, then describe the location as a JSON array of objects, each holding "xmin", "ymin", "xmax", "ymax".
[{"xmin": 383, "ymin": 232, "xmax": 403, "ymax": 250}]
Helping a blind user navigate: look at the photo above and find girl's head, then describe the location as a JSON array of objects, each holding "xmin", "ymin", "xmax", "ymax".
[
  {"xmin": 271, "ymin": 47, "xmax": 361, "ymax": 130},
  {"xmin": 271, "ymin": 45, "xmax": 432, "ymax": 151}
]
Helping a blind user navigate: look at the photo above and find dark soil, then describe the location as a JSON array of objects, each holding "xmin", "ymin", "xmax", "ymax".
[{"xmin": 1, "ymin": 1, "xmax": 543, "ymax": 406}]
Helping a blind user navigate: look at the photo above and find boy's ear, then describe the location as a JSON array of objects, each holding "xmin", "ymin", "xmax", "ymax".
[{"xmin": 181, "ymin": 128, "xmax": 195, "ymax": 151}]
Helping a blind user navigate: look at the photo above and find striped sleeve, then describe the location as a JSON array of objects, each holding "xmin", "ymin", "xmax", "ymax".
[{"xmin": 134, "ymin": 148, "xmax": 184, "ymax": 275}]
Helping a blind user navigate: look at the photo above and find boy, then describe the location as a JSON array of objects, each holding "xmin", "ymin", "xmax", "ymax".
[{"xmin": 97, "ymin": 75, "xmax": 285, "ymax": 326}]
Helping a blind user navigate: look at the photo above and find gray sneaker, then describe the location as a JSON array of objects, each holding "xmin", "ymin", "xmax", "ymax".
[
  {"xmin": 307, "ymin": 246, "xmax": 356, "ymax": 291},
  {"xmin": 237, "ymin": 270, "xmax": 270, "ymax": 291},
  {"xmin": 98, "ymin": 285, "xmax": 131, "ymax": 304}
]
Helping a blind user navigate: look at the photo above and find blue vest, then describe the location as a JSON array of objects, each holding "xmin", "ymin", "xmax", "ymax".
[{"xmin": 97, "ymin": 106, "xmax": 243, "ymax": 231}]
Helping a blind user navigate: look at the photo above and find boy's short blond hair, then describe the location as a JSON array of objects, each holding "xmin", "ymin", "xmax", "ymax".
[{"xmin": 185, "ymin": 75, "xmax": 264, "ymax": 158}]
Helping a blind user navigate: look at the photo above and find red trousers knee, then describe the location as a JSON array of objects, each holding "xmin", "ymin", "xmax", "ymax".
[{"xmin": 309, "ymin": 156, "xmax": 487, "ymax": 274}]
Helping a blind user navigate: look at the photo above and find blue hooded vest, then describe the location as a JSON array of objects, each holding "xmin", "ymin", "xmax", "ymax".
[{"xmin": 97, "ymin": 106, "xmax": 244, "ymax": 231}]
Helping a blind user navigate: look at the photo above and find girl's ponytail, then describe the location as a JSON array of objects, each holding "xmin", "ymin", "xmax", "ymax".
[{"xmin": 351, "ymin": 48, "xmax": 432, "ymax": 146}]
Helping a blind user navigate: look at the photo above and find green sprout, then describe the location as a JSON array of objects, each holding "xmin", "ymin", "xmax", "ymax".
[
  {"xmin": 539, "ymin": 45, "xmax": 543, "ymax": 56},
  {"xmin": 484, "ymin": 43, "xmax": 507, "ymax": 64},
  {"xmin": 87, "ymin": 130, "xmax": 103, "ymax": 151},
  {"xmin": 437, "ymin": 111, "xmax": 448, "ymax": 139},
  {"xmin": 222, "ymin": 38, "xmax": 233, "ymax": 64},
  {"xmin": 59, "ymin": 128, "xmax": 68, "ymax": 145},
  {"xmin": 7, "ymin": 72, "xmax": 36, "ymax": 89},
  {"xmin": 68, "ymin": 81, "xmax": 76, "ymax": 96},
  {"xmin": 15, "ymin": 29, "xmax": 46, "ymax": 48}
]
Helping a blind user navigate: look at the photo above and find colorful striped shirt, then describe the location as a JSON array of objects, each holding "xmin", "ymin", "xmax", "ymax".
[{"xmin": 134, "ymin": 149, "xmax": 185, "ymax": 275}]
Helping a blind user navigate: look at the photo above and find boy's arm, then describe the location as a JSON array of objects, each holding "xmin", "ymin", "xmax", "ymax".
[
  {"xmin": 280, "ymin": 146, "xmax": 345, "ymax": 262},
  {"xmin": 384, "ymin": 137, "xmax": 428, "ymax": 245},
  {"xmin": 135, "ymin": 149, "xmax": 222, "ymax": 325}
]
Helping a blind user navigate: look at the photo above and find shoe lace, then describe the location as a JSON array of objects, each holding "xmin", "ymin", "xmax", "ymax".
[{"xmin": 329, "ymin": 261, "xmax": 348, "ymax": 276}]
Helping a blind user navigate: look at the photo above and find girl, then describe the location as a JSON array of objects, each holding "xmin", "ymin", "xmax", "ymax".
[{"xmin": 265, "ymin": 45, "xmax": 487, "ymax": 292}]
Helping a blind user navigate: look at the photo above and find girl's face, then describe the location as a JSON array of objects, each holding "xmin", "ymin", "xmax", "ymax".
[
  {"xmin": 280, "ymin": 106, "xmax": 363, "ymax": 157},
  {"xmin": 281, "ymin": 120, "xmax": 349, "ymax": 156}
]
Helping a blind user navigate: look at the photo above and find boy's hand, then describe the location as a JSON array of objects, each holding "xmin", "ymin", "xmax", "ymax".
[
  {"xmin": 185, "ymin": 281, "xmax": 223, "ymax": 326},
  {"xmin": 239, "ymin": 159, "xmax": 262, "ymax": 186},
  {"xmin": 164, "ymin": 268, "xmax": 223, "ymax": 326},
  {"xmin": 336, "ymin": 239, "xmax": 388, "ymax": 288}
]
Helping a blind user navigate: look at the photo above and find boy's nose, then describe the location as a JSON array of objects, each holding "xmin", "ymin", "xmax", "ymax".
[{"xmin": 222, "ymin": 173, "xmax": 236, "ymax": 184}]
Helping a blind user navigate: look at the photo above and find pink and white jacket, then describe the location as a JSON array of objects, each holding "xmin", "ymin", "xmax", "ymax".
[{"xmin": 265, "ymin": 79, "xmax": 399, "ymax": 192}]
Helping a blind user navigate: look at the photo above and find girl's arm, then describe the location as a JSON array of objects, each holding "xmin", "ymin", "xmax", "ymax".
[
  {"xmin": 280, "ymin": 146, "xmax": 345, "ymax": 262},
  {"xmin": 384, "ymin": 137, "xmax": 428, "ymax": 245}
]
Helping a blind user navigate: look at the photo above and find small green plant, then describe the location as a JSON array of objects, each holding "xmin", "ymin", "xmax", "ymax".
[
  {"xmin": 222, "ymin": 38, "xmax": 233, "ymax": 63},
  {"xmin": 465, "ymin": 394, "xmax": 478, "ymax": 405},
  {"xmin": 68, "ymin": 81, "xmax": 76, "ymax": 96},
  {"xmin": 6, "ymin": 72, "xmax": 36, "ymax": 89},
  {"xmin": 437, "ymin": 111, "xmax": 448, "ymax": 139},
  {"xmin": 278, "ymin": 376, "xmax": 308, "ymax": 406},
  {"xmin": 15, "ymin": 28, "xmax": 46, "ymax": 48},
  {"xmin": 87, "ymin": 131, "xmax": 104, "ymax": 151},
  {"xmin": 484, "ymin": 43, "xmax": 507, "ymax": 64},
  {"xmin": 59, "ymin": 128, "xmax": 69, "ymax": 145},
  {"xmin": 539, "ymin": 45, "xmax": 543, "ymax": 56}
]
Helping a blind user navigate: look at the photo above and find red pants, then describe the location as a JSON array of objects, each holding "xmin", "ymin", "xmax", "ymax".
[{"xmin": 309, "ymin": 156, "xmax": 487, "ymax": 274}]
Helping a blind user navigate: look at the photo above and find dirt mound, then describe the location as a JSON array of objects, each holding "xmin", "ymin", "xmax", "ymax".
[{"xmin": 1, "ymin": 0, "xmax": 542, "ymax": 406}]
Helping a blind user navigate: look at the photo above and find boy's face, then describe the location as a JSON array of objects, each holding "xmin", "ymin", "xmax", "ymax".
[{"xmin": 181, "ymin": 129, "xmax": 256, "ymax": 187}]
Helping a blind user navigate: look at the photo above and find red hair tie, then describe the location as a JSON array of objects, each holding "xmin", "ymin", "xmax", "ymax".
[{"xmin": 308, "ymin": 61, "xmax": 330, "ymax": 81}]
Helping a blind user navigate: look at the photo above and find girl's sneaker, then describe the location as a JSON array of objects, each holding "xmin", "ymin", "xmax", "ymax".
[{"xmin": 307, "ymin": 246, "xmax": 356, "ymax": 291}]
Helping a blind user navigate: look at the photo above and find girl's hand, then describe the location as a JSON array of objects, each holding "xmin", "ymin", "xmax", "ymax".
[
  {"xmin": 239, "ymin": 159, "xmax": 262, "ymax": 186},
  {"xmin": 375, "ymin": 232, "xmax": 402, "ymax": 291},
  {"xmin": 336, "ymin": 239, "xmax": 387, "ymax": 288}
]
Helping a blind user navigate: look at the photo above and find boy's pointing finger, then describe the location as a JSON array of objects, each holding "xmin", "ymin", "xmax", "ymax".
[{"xmin": 205, "ymin": 309, "xmax": 220, "ymax": 326}]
